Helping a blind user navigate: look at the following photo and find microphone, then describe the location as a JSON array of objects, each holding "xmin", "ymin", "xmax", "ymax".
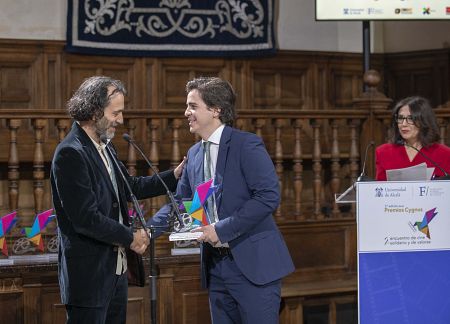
[
  {"xmin": 100, "ymin": 135, "xmax": 148, "ymax": 230},
  {"xmin": 122, "ymin": 133, "xmax": 186, "ymax": 231},
  {"xmin": 357, "ymin": 141, "xmax": 375, "ymax": 182},
  {"xmin": 403, "ymin": 143, "xmax": 450, "ymax": 180}
]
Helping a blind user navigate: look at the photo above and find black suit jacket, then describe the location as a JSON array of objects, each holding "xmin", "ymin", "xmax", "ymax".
[{"xmin": 51, "ymin": 123, "xmax": 177, "ymax": 307}]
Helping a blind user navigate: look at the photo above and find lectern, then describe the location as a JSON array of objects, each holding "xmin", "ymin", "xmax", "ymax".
[{"xmin": 356, "ymin": 181, "xmax": 450, "ymax": 324}]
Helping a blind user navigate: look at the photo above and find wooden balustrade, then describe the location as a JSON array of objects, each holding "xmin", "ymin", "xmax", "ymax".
[
  {"xmin": 8, "ymin": 119, "xmax": 20, "ymax": 212},
  {"xmin": 1, "ymin": 108, "xmax": 450, "ymax": 240}
]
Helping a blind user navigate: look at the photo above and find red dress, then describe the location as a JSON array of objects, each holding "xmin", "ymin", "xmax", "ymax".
[{"xmin": 375, "ymin": 143, "xmax": 450, "ymax": 181}]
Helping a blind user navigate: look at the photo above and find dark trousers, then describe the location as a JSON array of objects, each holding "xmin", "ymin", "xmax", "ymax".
[
  {"xmin": 65, "ymin": 273, "xmax": 128, "ymax": 324},
  {"xmin": 208, "ymin": 253, "xmax": 281, "ymax": 324}
]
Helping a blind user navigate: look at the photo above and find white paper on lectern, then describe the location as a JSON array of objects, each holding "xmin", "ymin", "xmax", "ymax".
[{"xmin": 386, "ymin": 162, "xmax": 434, "ymax": 181}]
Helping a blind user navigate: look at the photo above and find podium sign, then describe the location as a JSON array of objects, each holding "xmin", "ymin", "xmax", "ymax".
[{"xmin": 357, "ymin": 181, "xmax": 450, "ymax": 324}]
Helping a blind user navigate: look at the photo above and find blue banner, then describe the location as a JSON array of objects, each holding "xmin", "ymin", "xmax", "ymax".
[{"xmin": 66, "ymin": 0, "xmax": 275, "ymax": 57}]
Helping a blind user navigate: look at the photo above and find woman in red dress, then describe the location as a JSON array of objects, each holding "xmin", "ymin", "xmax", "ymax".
[{"xmin": 375, "ymin": 96, "xmax": 450, "ymax": 180}]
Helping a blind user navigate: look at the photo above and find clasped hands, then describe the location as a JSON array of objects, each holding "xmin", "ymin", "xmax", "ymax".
[{"xmin": 130, "ymin": 228, "xmax": 150, "ymax": 255}]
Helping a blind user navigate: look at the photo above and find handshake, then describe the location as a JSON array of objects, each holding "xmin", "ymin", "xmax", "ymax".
[{"xmin": 130, "ymin": 228, "xmax": 150, "ymax": 255}]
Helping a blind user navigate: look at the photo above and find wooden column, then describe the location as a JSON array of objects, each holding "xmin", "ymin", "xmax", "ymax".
[
  {"xmin": 170, "ymin": 119, "xmax": 182, "ymax": 169},
  {"xmin": 148, "ymin": 119, "xmax": 160, "ymax": 214},
  {"xmin": 311, "ymin": 119, "xmax": 322, "ymax": 219},
  {"xmin": 8, "ymin": 119, "xmax": 21, "ymax": 211},
  {"xmin": 292, "ymin": 119, "xmax": 303, "ymax": 220},
  {"xmin": 348, "ymin": 119, "xmax": 360, "ymax": 184},
  {"xmin": 352, "ymin": 70, "xmax": 392, "ymax": 178},
  {"xmin": 274, "ymin": 119, "xmax": 285, "ymax": 220},
  {"xmin": 330, "ymin": 119, "xmax": 341, "ymax": 218},
  {"xmin": 33, "ymin": 119, "xmax": 47, "ymax": 216},
  {"xmin": 56, "ymin": 119, "xmax": 71, "ymax": 142},
  {"xmin": 437, "ymin": 117, "xmax": 448, "ymax": 145},
  {"xmin": 125, "ymin": 119, "xmax": 138, "ymax": 176},
  {"xmin": 253, "ymin": 118, "xmax": 266, "ymax": 138}
]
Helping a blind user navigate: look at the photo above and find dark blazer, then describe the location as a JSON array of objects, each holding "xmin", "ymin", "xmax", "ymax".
[
  {"xmin": 150, "ymin": 126, "xmax": 294, "ymax": 287},
  {"xmin": 51, "ymin": 123, "xmax": 177, "ymax": 307}
]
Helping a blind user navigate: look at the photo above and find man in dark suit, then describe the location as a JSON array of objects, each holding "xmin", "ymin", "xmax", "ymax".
[
  {"xmin": 149, "ymin": 77, "xmax": 294, "ymax": 323},
  {"xmin": 51, "ymin": 76, "xmax": 185, "ymax": 324}
]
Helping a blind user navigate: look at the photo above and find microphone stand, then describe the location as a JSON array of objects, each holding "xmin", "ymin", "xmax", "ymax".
[
  {"xmin": 351, "ymin": 141, "xmax": 375, "ymax": 193},
  {"xmin": 122, "ymin": 134, "xmax": 185, "ymax": 230},
  {"xmin": 356, "ymin": 141, "xmax": 375, "ymax": 182},
  {"xmin": 100, "ymin": 135, "xmax": 161, "ymax": 324},
  {"xmin": 404, "ymin": 142, "xmax": 450, "ymax": 180}
]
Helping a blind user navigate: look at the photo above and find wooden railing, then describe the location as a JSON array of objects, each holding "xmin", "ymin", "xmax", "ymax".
[{"xmin": 2, "ymin": 107, "xmax": 450, "ymax": 227}]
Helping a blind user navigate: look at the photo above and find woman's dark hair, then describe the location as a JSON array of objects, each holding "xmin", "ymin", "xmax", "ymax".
[
  {"xmin": 185, "ymin": 77, "xmax": 236, "ymax": 126},
  {"xmin": 67, "ymin": 76, "xmax": 126, "ymax": 121},
  {"xmin": 391, "ymin": 96, "xmax": 440, "ymax": 147}
]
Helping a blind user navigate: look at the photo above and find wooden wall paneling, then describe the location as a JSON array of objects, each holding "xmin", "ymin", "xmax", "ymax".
[
  {"xmin": 128, "ymin": 286, "xmax": 150, "ymax": 324},
  {"xmin": 157, "ymin": 273, "xmax": 175, "ymax": 323},
  {"xmin": 316, "ymin": 63, "xmax": 330, "ymax": 109},
  {"xmin": 0, "ymin": 276, "xmax": 23, "ymax": 324},
  {"xmin": 23, "ymin": 285, "xmax": 41, "ymax": 324},
  {"xmin": 252, "ymin": 69, "xmax": 277, "ymax": 109},
  {"xmin": 158, "ymin": 57, "xmax": 228, "ymax": 110},
  {"xmin": 281, "ymin": 220, "xmax": 356, "ymax": 278},
  {"xmin": 63, "ymin": 54, "xmax": 137, "ymax": 107},
  {"xmin": 0, "ymin": 64, "xmax": 32, "ymax": 109},
  {"xmin": 0, "ymin": 291, "xmax": 23, "ymax": 324},
  {"xmin": 313, "ymin": 53, "xmax": 358, "ymax": 109},
  {"xmin": 40, "ymin": 284, "xmax": 65, "ymax": 324},
  {"xmin": 143, "ymin": 57, "xmax": 158, "ymax": 111},
  {"xmin": 230, "ymin": 60, "xmax": 246, "ymax": 111},
  {"xmin": 0, "ymin": 41, "xmax": 44, "ymax": 109},
  {"xmin": 159, "ymin": 61, "xmax": 192, "ymax": 110},
  {"xmin": 328, "ymin": 66, "xmax": 363, "ymax": 109},
  {"xmin": 248, "ymin": 53, "xmax": 312, "ymax": 110},
  {"xmin": 181, "ymin": 291, "xmax": 210, "ymax": 324},
  {"xmin": 156, "ymin": 256, "xmax": 210, "ymax": 324},
  {"xmin": 43, "ymin": 43, "xmax": 64, "ymax": 110},
  {"xmin": 384, "ymin": 50, "xmax": 449, "ymax": 106},
  {"xmin": 322, "ymin": 53, "xmax": 383, "ymax": 109}
]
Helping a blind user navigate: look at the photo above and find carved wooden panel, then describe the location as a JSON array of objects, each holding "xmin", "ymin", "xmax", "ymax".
[
  {"xmin": 126, "ymin": 296, "xmax": 147, "ymax": 324},
  {"xmin": 40, "ymin": 286, "xmax": 66, "ymax": 324},
  {"xmin": 0, "ymin": 66, "xmax": 32, "ymax": 109},
  {"xmin": 281, "ymin": 221, "xmax": 356, "ymax": 276},
  {"xmin": 157, "ymin": 58, "xmax": 228, "ymax": 110},
  {"xmin": 127, "ymin": 285, "xmax": 150, "ymax": 324},
  {"xmin": 181, "ymin": 291, "xmax": 210, "ymax": 324},
  {"xmin": 172, "ymin": 278, "xmax": 208, "ymax": 323},
  {"xmin": 63, "ymin": 54, "xmax": 138, "ymax": 110},
  {"xmin": 248, "ymin": 54, "xmax": 311, "ymax": 110},
  {"xmin": 0, "ymin": 291, "xmax": 23, "ymax": 324},
  {"xmin": 384, "ymin": 50, "xmax": 449, "ymax": 107},
  {"xmin": 0, "ymin": 42, "xmax": 45, "ymax": 110}
]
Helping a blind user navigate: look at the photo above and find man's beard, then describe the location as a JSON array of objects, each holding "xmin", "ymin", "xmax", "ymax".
[{"xmin": 95, "ymin": 117, "xmax": 115, "ymax": 140}]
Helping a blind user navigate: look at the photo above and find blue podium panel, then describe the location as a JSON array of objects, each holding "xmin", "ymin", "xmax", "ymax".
[
  {"xmin": 359, "ymin": 251, "xmax": 450, "ymax": 324},
  {"xmin": 357, "ymin": 181, "xmax": 450, "ymax": 324}
]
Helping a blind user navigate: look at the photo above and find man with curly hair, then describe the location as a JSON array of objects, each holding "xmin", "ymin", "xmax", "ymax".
[{"xmin": 51, "ymin": 76, "xmax": 185, "ymax": 324}]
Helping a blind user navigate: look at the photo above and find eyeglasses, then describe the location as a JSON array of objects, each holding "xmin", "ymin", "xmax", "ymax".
[{"xmin": 395, "ymin": 115, "xmax": 415, "ymax": 125}]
